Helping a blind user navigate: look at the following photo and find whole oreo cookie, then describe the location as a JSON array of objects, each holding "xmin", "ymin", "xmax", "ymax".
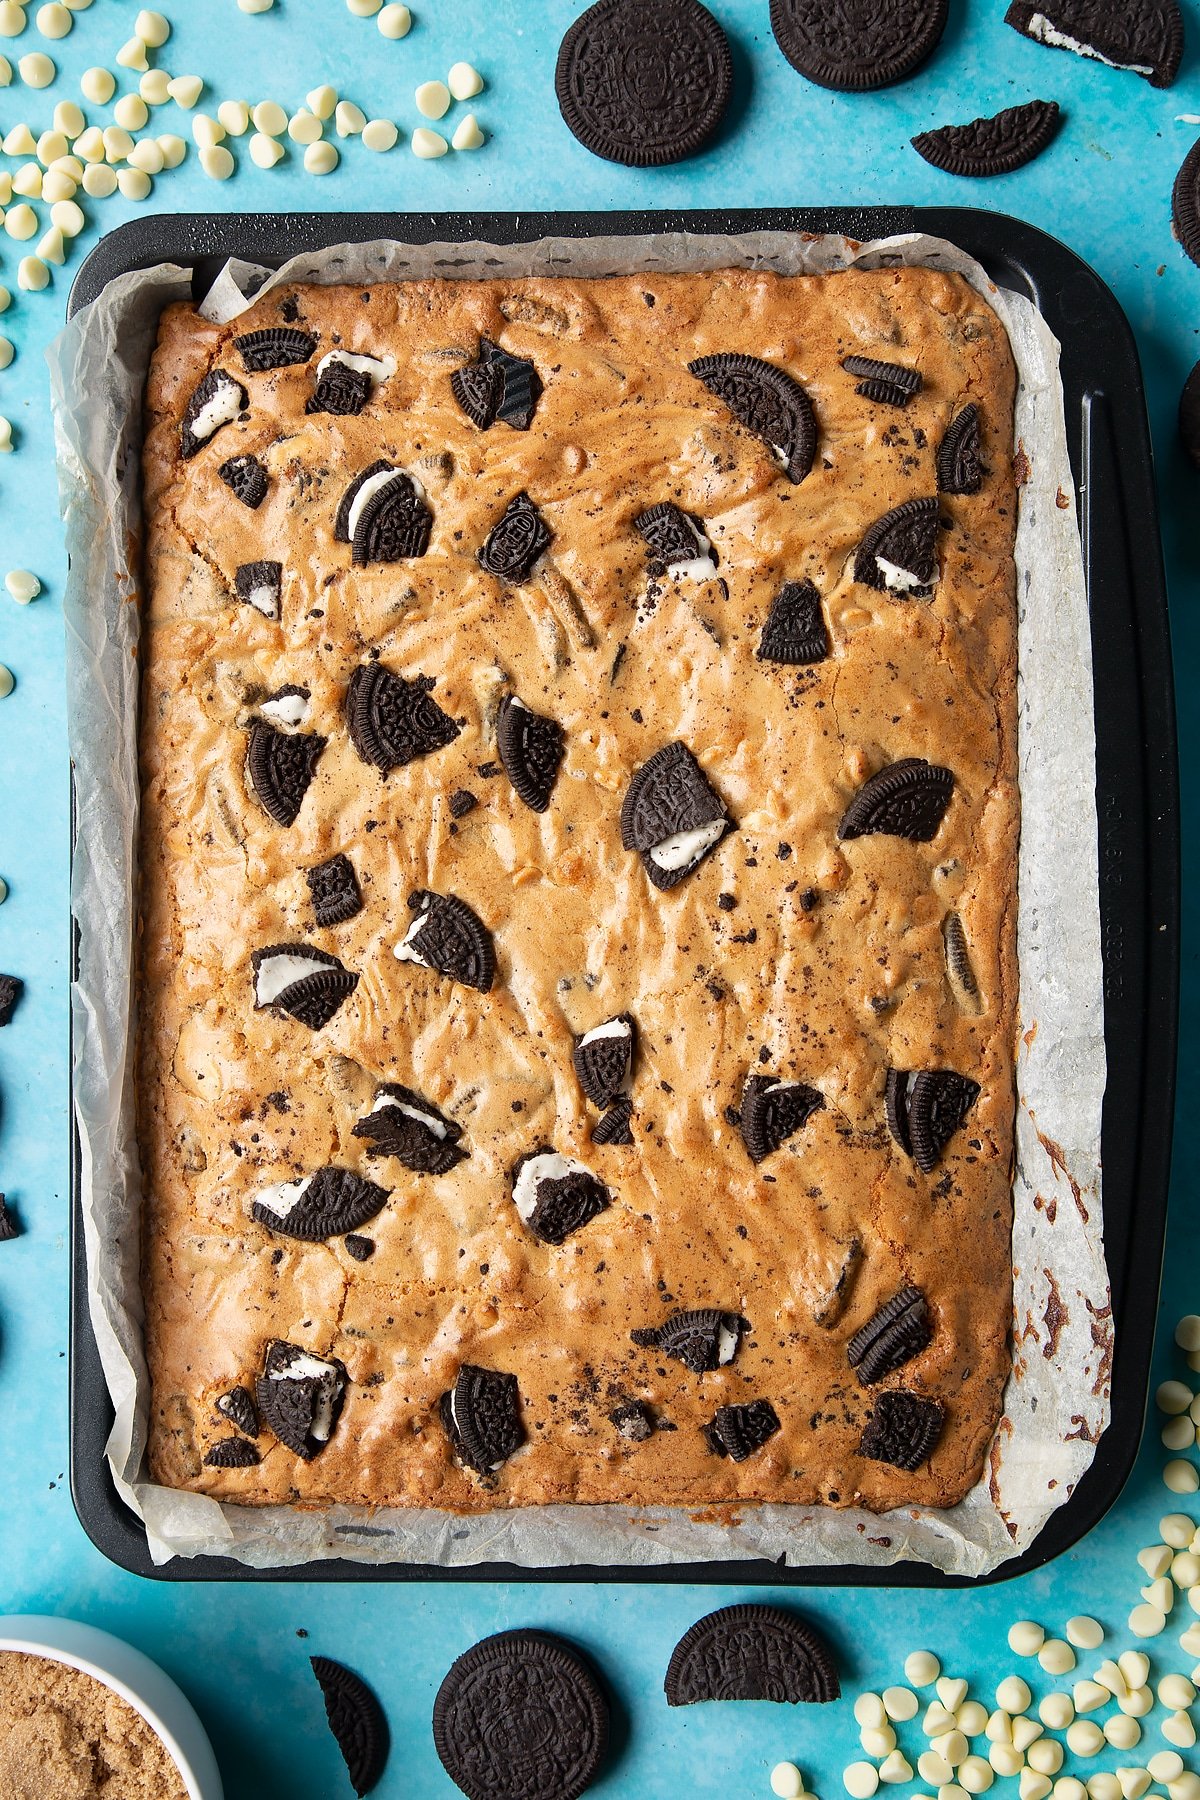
[
  {"xmin": 911, "ymin": 99, "xmax": 1061, "ymax": 177},
  {"xmin": 347, "ymin": 662, "xmax": 460, "ymax": 773},
  {"xmin": 665, "ymin": 1604, "xmax": 840, "ymax": 1705},
  {"xmin": 847, "ymin": 1287, "xmax": 932, "ymax": 1384},
  {"xmin": 689, "ymin": 353, "xmax": 817, "ymax": 484},
  {"xmin": 555, "ymin": 0, "xmax": 732, "ymax": 168},
  {"xmin": 770, "ymin": 0, "xmax": 949, "ymax": 90},
  {"xmin": 433, "ymin": 1629, "xmax": 608, "ymax": 1800},
  {"xmin": 439, "ymin": 1364, "xmax": 526, "ymax": 1476},
  {"xmin": 246, "ymin": 720, "xmax": 326, "ymax": 828},
  {"xmin": 353, "ymin": 1082, "xmax": 468, "ymax": 1176},
  {"xmin": 757, "ymin": 579, "xmax": 829, "ymax": 665},
  {"xmin": 251, "ymin": 1165, "xmax": 391, "ymax": 1242},
  {"xmin": 1005, "ymin": 0, "xmax": 1183, "ymax": 87},
  {"xmin": 859, "ymin": 1388, "xmax": 945, "ymax": 1471},
  {"xmin": 837, "ymin": 759, "xmax": 955, "ymax": 844},
  {"xmin": 310, "ymin": 1657, "xmax": 390, "ymax": 1798},
  {"xmin": 234, "ymin": 327, "xmax": 318, "ymax": 372},
  {"xmin": 497, "ymin": 694, "xmax": 565, "ymax": 813}
]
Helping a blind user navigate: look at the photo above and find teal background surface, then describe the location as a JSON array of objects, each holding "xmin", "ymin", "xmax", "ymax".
[{"xmin": 1, "ymin": 2, "xmax": 1199, "ymax": 1795}]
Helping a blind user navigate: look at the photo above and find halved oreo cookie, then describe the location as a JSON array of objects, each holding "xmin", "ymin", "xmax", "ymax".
[
  {"xmin": 235, "ymin": 559, "xmax": 283, "ymax": 619},
  {"xmin": 219, "ymin": 453, "xmax": 270, "ymax": 510},
  {"xmin": 859, "ymin": 1389, "xmax": 945, "ymax": 1471},
  {"xmin": 310, "ymin": 1658, "xmax": 390, "ymax": 1799},
  {"xmin": 611, "ymin": 1399, "xmax": 656, "ymax": 1440},
  {"xmin": 1006, "ymin": 0, "xmax": 1183, "ymax": 87},
  {"xmin": 307, "ymin": 349, "xmax": 394, "ymax": 416},
  {"xmin": 180, "ymin": 368, "xmax": 246, "ymax": 458},
  {"xmin": 215, "ymin": 1384, "xmax": 259, "ymax": 1437},
  {"xmin": 592, "ymin": 1094, "xmax": 634, "ymax": 1146},
  {"xmin": 348, "ymin": 465, "xmax": 432, "ymax": 565},
  {"xmin": 451, "ymin": 336, "xmax": 543, "ymax": 430},
  {"xmin": 0, "ymin": 974, "xmax": 22, "ymax": 1028},
  {"xmin": 937, "ymin": 404, "xmax": 984, "ymax": 494},
  {"xmin": 632, "ymin": 1308, "xmax": 747, "ymax": 1374},
  {"xmin": 770, "ymin": 0, "xmax": 947, "ymax": 88},
  {"xmin": 251, "ymin": 1165, "xmax": 391, "ymax": 1241},
  {"xmin": 665, "ymin": 1604, "xmax": 840, "ymax": 1705},
  {"xmin": 306, "ymin": 852, "xmax": 362, "ymax": 927},
  {"xmin": 434, "ymin": 1631, "xmax": 608, "ymax": 1800},
  {"xmin": 203, "ymin": 1437, "xmax": 261, "ymax": 1468},
  {"xmin": 689, "ymin": 353, "xmax": 817, "ymax": 483},
  {"xmin": 555, "ymin": 0, "xmax": 732, "ymax": 168},
  {"xmin": 634, "ymin": 502, "xmax": 716, "ymax": 578},
  {"xmin": 702, "ymin": 1399, "xmax": 781, "ymax": 1462},
  {"xmin": 757, "ymin": 578, "xmax": 829, "ymax": 665},
  {"xmin": 251, "ymin": 942, "xmax": 359, "ymax": 1030},
  {"xmin": 837, "ymin": 759, "xmax": 954, "ymax": 843},
  {"xmin": 352, "ymin": 1082, "xmax": 467, "ymax": 1176},
  {"xmin": 847, "ymin": 1287, "xmax": 932, "ymax": 1385},
  {"xmin": 0, "ymin": 1195, "xmax": 19, "ymax": 1242},
  {"xmin": 246, "ymin": 720, "xmax": 326, "ymax": 827},
  {"xmin": 478, "ymin": 491, "xmax": 553, "ymax": 584},
  {"xmin": 346, "ymin": 662, "xmax": 460, "ymax": 772},
  {"xmin": 842, "ymin": 355, "xmax": 922, "ymax": 406},
  {"xmin": 854, "ymin": 496, "xmax": 940, "ymax": 594},
  {"xmin": 912, "ymin": 99, "xmax": 1061, "ymax": 177},
  {"xmin": 739, "ymin": 1074, "xmax": 824, "ymax": 1164},
  {"xmin": 395, "ymin": 890, "xmax": 496, "ymax": 993},
  {"xmin": 496, "ymin": 694, "xmax": 565, "ymax": 812},
  {"xmin": 1174, "ymin": 138, "xmax": 1200, "ymax": 270},
  {"xmin": 620, "ymin": 741, "xmax": 731, "ymax": 890},
  {"xmin": 256, "ymin": 1339, "xmax": 347, "ymax": 1460},
  {"xmin": 439, "ymin": 1365, "xmax": 526, "ymax": 1475},
  {"xmin": 511, "ymin": 1149, "xmax": 611, "ymax": 1245},
  {"xmin": 234, "ymin": 327, "xmax": 318, "ymax": 372},
  {"xmin": 573, "ymin": 1014, "xmax": 635, "ymax": 1109},
  {"xmin": 886, "ymin": 1068, "xmax": 980, "ymax": 1173}
]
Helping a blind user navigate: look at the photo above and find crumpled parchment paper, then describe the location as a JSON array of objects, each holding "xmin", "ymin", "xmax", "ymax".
[{"xmin": 50, "ymin": 228, "xmax": 1110, "ymax": 1573}]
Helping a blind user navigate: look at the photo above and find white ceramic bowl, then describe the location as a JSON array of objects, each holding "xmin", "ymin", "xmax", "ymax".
[{"xmin": 0, "ymin": 1615, "xmax": 223, "ymax": 1800}]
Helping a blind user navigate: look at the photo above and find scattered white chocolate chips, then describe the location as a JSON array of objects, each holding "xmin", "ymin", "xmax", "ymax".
[
  {"xmin": 115, "ymin": 34, "xmax": 147, "ymax": 71},
  {"xmin": 139, "ymin": 66, "xmax": 170, "ymax": 104},
  {"xmin": 410, "ymin": 124, "xmax": 446, "ymax": 157},
  {"xmin": 18, "ymin": 49, "xmax": 55, "ymax": 84},
  {"xmin": 997, "ymin": 1677, "xmax": 1033, "ymax": 1715},
  {"xmin": 35, "ymin": 1, "xmax": 71, "ymax": 37},
  {"xmin": 346, "ymin": 0, "xmax": 382, "ymax": 14},
  {"xmin": 0, "ymin": 1, "xmax": 26, "ymax": 36},
  {"xmin": 4, "ymin": 200, "xmax": 37, "ymax": 237},
  {"xmin": 1160, "ymin": 1382, "xmax": 1195, "ymax": 1416},
  {"xmin": 452, "ymin": 112, "xmax": 484, "ymax": 150},
  {"xmin": 248, "ymin": 130, "xmax": 283, "ymax": 168},
  {"xmin": 448, "ymin": 60, "xmax": 484, "ymax": 100},
  {"xmin": 377, "ymin": 2, "xmax": 410, "ymax": 34},
  {"xmin": 1166, "ymin": 1462, "xmax": 1200, "ymax": 1495},
  {"xmin": 0, "ymin": 417, "xmax": 12, "ymax": 452},
  {"xmin": 306, "ymin": 82, "xmax": 336, "ymax": 120},
  {"xmin": 771, "ymin": 1766, "xmax": 805, "ymax": 1800},
  {"xmin": 237, "ymin": 0, "xmax": 275, "ymax": 12},
  {"xmin": 6, "ymin": 569, "xmax": 41, "ymax": 603},
  {"xmin": 1066, "ymin": 1618, "xmax": 1105, "ymax": 1650},
  {"xmin": 883, "ymin": 1687, "xmax": 919, "ymax": 1723},
  {"xmin": 1039, "ymin": 1640, "xmax": 1077, "ymax": 1676},
  {"xmin": 907, "ymin": 1653, "xmax": 942, "ymax": 1686},
  {"xmin": 252, "ymin": 98, "xmax": 287, "ymax": 135},
  {"xmin": 116, "ymin": 164, "xmax": 151, "ymax": 198},
  {"xmin": 1177, "ymin": 1318, "xmax": 1200, "ymax": 1353},
  {"xmin": 335, "ymin": 98, "xmax": 366, "ymax": 135},
  {"xmin": 217, "ymin": 98, "xmax": 250, "ymax": 136},
  {"xmin": 1041, "ymin": 1693, "xmax": 1076, "ymax": 1731},
  {"xmin": 81, "ymin": 64, "xmax": 114, "ymax": 102},
  {"xmin": 303, "ymin": 138, "xmax": 337, "ymax": 173},
  {"xmin": 362, "ymin": 116, "xmax": 397, "ymax": 151},
  {"xmin": 134, "ymin": 8, "xmax": 169, "ymax": 47},
  {"xmin": 415, "ymin": 77, "xmax": 450, "ymax": 118},
  {"xmin": 1010, "ymin": 1623, "xmax": 1047, "ymax": 1657},
  {"xmin": 1128, "ymin": 1603, "xmax": 1167, "ymax": 1638},
  {"xmin": 0, "ymin": 337, "xmax": 11, "ymax": 368},
  {"xmin": 199, "ymin": 142, "xmax": 233, "ymax": 179},
  {"xmin": 82, "ymin": 160, "xmax": 117, "ymax": 195},
  {"xmin": 844, "ymin": 1763, "xmax": 880, "ymax": 1798},
  {"xmin": 287, "ymin": 107, "xmax": 322, "ymax": 144},
  {"xmin": 114, "ymin": 93, "xmax": 149, "ymax": 131},
  {"xmin": 166, "ymin": 72, "xmax": 201, "ymax": 107}
]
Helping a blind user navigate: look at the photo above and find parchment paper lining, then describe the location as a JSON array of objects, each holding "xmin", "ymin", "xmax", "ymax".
[{"xmin": 51, "ymin": 229, "xmax": 1109, "ymax": 1574}]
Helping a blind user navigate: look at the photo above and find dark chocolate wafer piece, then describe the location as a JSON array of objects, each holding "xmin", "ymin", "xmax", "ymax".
[
  {"xmin": 689, "ymin": 352, "xmax": 817, "ymax": 483},
  {"xmin": 353, "ymin": 1082, "xmax": 467, "ymax": 1176},
  {"xmin": 234, "ymin": 327, "xmax": 318, "ymax": 371},
  {"xmin": 251, "ymin": 942, "xmax": 359, "ymax": 1030},
  {"xmin": 912, "ymin": 99, "xmax": 1061, "ymax": 176},
  {"xmin": 451, "ymin": 337, "xmax": 542, "ymax": 430},
  {"xmin": 246, "ymin": 720, "xmax": 326, "ymax": 827},
  {"xmin": 216, "ymin": 1385, "xmax": 259, "ymax": 1437},
  {"xmin": 859, "ymin": 1389, "xmax": 945, "ymax": 1470},
  {"xmin": 739, "ymin": 1074, "xmax": 824, "ymax": 1163},
  {"xmin": 310, "ymin": 1657, "xmax": 390, "ymax": 1798},
  {"xmin": 439, "ymin": 1365, "xmax": 526, "ymax": 1475},
  {"xmin": 592, "ymin": 1095, "xmax": 634, "ymax": 1146},
  {"xmin": 235, "ymin": 560, "xmax": 283, "ymax": 619},
  {"xmin": 555, "ymin": 0, "xmax": 732, "ymax": 168},
  {"xmin": 842, "ymin": 355, "xmax": 923, "ymax": 406},
  {"xmin": 346, "ymin": 663, "xmax": 460, "ymax": 773},
  {"xmin": 632, "ymin": 1309, "xmax": 747, "ymax": 1374},
  {"xmin": 344, "ymin": 1234, "xmax": 374, "ymax": 1261},
  {"xmin": 0, "ymin": 974, "xmax": 22, "ymax": 1027},
  {"xmin": 573, "ymin": 1014, "xmax": 635, "ymax": 1109},
  {"xmin": 433, "ymin": 1629, "xmax": 608, "ymax": 1800},
  {"xmin": 309, "ymin": 359, "xmax": 372, "ymax": 416},
  {"xmin": 511, "ymin": 1150, "xmax": 611, "ymax": 1245},
  {"xmin": 770, "ymin": 0, "xmax": 948, "ymax": 91},
  {"xmin": 847, "ymin": 1287, "xmax": 932, "ymax": 1384},
  {"xmin": 396, "ymin": 890, "xmax": 496, "ymax": 993},
  {"xmin": 219, "ymin": 453, "xmax": 269, "ymax": 510},
  {"xmin": 837, "ymin": 759, "xmax": 954, "ymax": 843},
  {"xmin": 497, "ymin": 694, "xmax": 565, "ymax": 813},
  {"xmin": 251, "ymin": 1165, "xmax": 391, "ymax": 1241},
  {"xmin": 665, "ymin": 1604, "xmax": 840, "ymax": 1704},
  {"xmin": 757, "ymin": 579, "xmax": 829, "ymax": 665},
  {"xmin": 1175, "ymin": 138, "xmax": 1200, "ymax": 270},
  {"xmin": 885, "ymin": 1068, "xmax": 979, "ymax": 1172},
  {"xmin": 203, "ymin": 1437, "xmax": 261, "ymax": 1468},
  {"xmin": 702, "ymin": 1399, "xmax": 781, "ymax": 1462},
  {"xmin": 937, "ymin": 405, "xmax": 984, "ymax": 494},
  {"xmin": 306, "ymin": 853, "xmax": 362, "ymax": 927},
  {"xmin": 611, "ymin": 1399, "xmax": 655, "ymax": 1440},
  {"xmin": 1005, "ymin": 0, "xmax": 1183, "ymax": 87},
  {"xmin": 180, "ymin": 368, "xmax": 246, "ymax": 458}
]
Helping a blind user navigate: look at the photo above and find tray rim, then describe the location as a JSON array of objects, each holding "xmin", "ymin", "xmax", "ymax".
[{"xmin": 66, "ymin": 203, "xmax": 1179, "ymax": 1586}]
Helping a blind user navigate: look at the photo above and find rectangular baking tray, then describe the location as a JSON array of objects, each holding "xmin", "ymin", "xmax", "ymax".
[{"xmin": 66, "ymin": 205, "xmax": 1179, "ymax": 1585}]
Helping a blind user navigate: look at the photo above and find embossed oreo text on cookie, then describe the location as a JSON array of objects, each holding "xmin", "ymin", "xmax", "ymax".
[
  {"xmin": 478, "ymin": 491, "xmax": 553, "ymax": 584},
  {"xmin": 555, "ymin": 0, "xmax": 732, "ymax": 168}
]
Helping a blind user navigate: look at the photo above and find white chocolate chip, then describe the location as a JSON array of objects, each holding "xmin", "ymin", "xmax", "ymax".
[
  {"xmin": 1169, "ymin": 1778, "xmax": 1200, "ymax": 1800},
  {"xmin": 0, "ymin": 171, "xmax": 11, "ymax": 202},
  {"xmin": 237, "ymin": 0, "xmax": 275, "ymax": 11},
  {"xmin": 1028, "ymin": 1743, "xmax": 1064, "ymax": 1777},
  {"xmin": 116, "ymin": 35, "xmax": 148, "ymax": 70},
  {"xmin": 167, "ymin": 73, "xmax": 202, "ymax": 107},
  {"xmin": 287, "ymin": 107, "xmax": 322, "ymax": 143},
  {"xmin": 1073, "ymin": 1682, "xmax": 1110, "ymax": 1714},
  {"xmin": 217, "ymin": 98, "xmax": 250, "ymax": 135},
  {"xmin": 1145, "ymin": 1575, "xmax": 1176, "ymax": 1611},
  {"xmin": 1021, "ymin": 1777, "xmax": 1053, "ymax": 1800},
  {"xmin": 907, "ymin": 1654, "xmax": 942, "ymax": 1687},
  {"xmin": 251, "ymin": 98, "xmax": 287, "ymax": 135},
  {"xmin": 1128, "ymin": 1603, "xmax": 1167, "ymax": 1638},
  {"xmin": 958, "ymin": 1704, "xmax": 990, "ymax": 1738},
  {"xmin": 451, "ymin": 111, "xmax": 484, "ymax": 150},
  {"xmin": 115, "ymin": 93, "xmax": 149, "ymax": 131},
  {"xmin": 845, "ymin": 1767, "xmax": 880, "ymax": 1799},
  {"xmin": 0, "ymin": 1, "xmax": 26, "ymax": 37},
  {"xmin": 1038, "ymin": 1641, "xmax": 1076, "ymax": 1675},
  {"xmin": 415, "ymin": 78, "xmax": 450, "ymax": 118},
  {"xmin": 1150, "ymin": 1755, "xmax": 1186, "ymax": 1784},
  {"xmin": 36, "ymin": 222, "xmax": 63, "ymax": 261},
  {"xmin": 1120, "ymin": 1651, "xmax": 1151, "ymax": 1688},
  {"xmin": 1183, "ymin": 1622, "xmax": 1200, "ymax": 1655},
  {"xmin": 447, "ymin": 59, "xmax": 484, "ymax": 100},
  {"xmin": 346, "ymin": 0, "xmax": 382, "ymax": 13},
  {"xmin": 0, "ymin": 663, "xmax": 12, "ymax": 695},
  {"xmin": 134, "ymin": 8, "xmax": 169, "ymax": 46},
  {"xmin": 855, "ymin": 1694, "xmax": 887, "ymax": 1728},
  {"xmin": 0, "ymin": 50, "xmax": 10, "ymax": 82},
  {"xmin": 362, "ymin": 116, "xmax": 398, "ymax": 150},
  {"xmin": 961, "ymin": 1759, "xmax": 994, "ymax": 1794},
  {"xmin": 1065, "ymin": 1617, "xmax": 1104, "ymax": 1650},
  {"xmin": 117, "ymin": 164, "xmax": 151, "ymax": 198},
  {"xmin": 1160, "ymin": 1381, "xmax": 1194, "ymax": 1415},
  {"xmin": 13, "ymin": 161, "xmax": 42, "ymax": 196},
  {"xmin": 933, "ymin": 1733, "xmax": 968, "ymax": 1769},
  {"xmin": 1156, "ymin": 1416, "xmax": 1182, "ymax": 1447},
  {"xmin": 1040, "ymin": 1695, "xmax": 1075, "ymax": 1730},
  {"xmin": 1116, "ymin": 1773, "xmax": 1151, "ymax": 1800},
  {"xmin": 411, "ymin": 122, "xmax": 448, "ymax": 156},
  {"xmin": 883, "ymin": 1687, "xmax": 919, "ymax": 1723},
  {"xmin": 128, "ymin": 137, "xmax": 164, "ymax": 173},
  {"xmin": 306, "ymin": 82, "xmax": 336, "ymax": 119},
  {"xmin": 1104, "ymin": 1716, "xmax": 1142, "ymax": 1751},
  {"xmin": 36, "ymin": 1, "xmax": 71, "ymax": 35},
  {"xmin": 1012, "ymin": 1720, "xmax": 1044, "ymax": 1755},
  {"xmin": 986, "ymin": 1713, "xmax": 1013, "ymax": 1746},
  {"xmin": 1065, "ymin": 1722, "xmax": 1104, "ymax": 1758},
  {"xmin": 772, "ymin": 1767, "xmax": 805, "ymax": 1800},
  {"xmin": 52, "ymin": 97, "xmax": 82, "ymax": 134},
  {"xmin": 3, "ymin": 122, "xmax": 35, "ymax": 154},
  {"xmin": 1141, "ymin": 1544, "xmax": 1176, "ymax": 1577},
  {"xmin": 377, "ymin": 1, "xmax": 410, "ymax": 33},
  {"xmin": 41, "ymin": 166, "xmax": 76, "ymax": 199},
  {"xmin": 19, "ymin": 50, "xmax": 55, "ymax": 84},
  {"xmin": 1160, "ymin": 1675, "xmax": 1197, "ymax": 1709},
  {"xmin": 0, "ymin": 337, "xmax": 11, "ymax": 368},
  {"xmin": 74, "ymin": 124, "xmax": 104, "ymax": 160},
  {"xmin": 862, "ymin": 1727, "xmax": 897, "ymax": 1758},
  {"xmin": 4, "ymin": 201, "xmax": 37, "ymax": 238},
  {"xmin": 199, "ymin": 143, "xmax": 233, "ymax": 179},
  {"xmin": 139, "ymin": 67, "xmax": 170, "ymax": 104},
  {"xmin": 80, "ymin": 64, "xmax": 114, "ymax": 102},
  {"xmin": 1054, "ymin": 1783, "xmax": 1087, "ymax": 1800},
  {"xmin": 248, "ymin": 131, "xmax": 283, "ymax": 167},
  {"xmin": 925, "ymin": 1704, "xmax": 960, "ymax": 1737},
  {"xmin": 1167, "ymin": 1462, "xmax": 1200, "ymax": 1494},
  {"xmin": 1088, "ymin": 1779, "xmax": 1122, "ymax": 1800},
  {"xmin": 1178, "ymin": 1318, "xmax": 1200, "ymax": 1353},
  {"xmin": 50, "ymin": 196, "xmax": 83, "ymax": 233},
  {"xmin": 6, "ymin": 569, "xmax": 41, "ymax": 602},
  {"xmin": 990, "ymin": 1746, "xmax": 1024, "ymax": 1778},
  {"xmin": 920, "ymin": 1756, "xmax": 954, "ymax": 1788},
  {"xmin": 1163, "ymin": 1711, "xmax": 1197, "ymax": 1749},
  {"xmin": 1118, "ymin": 1687, "xmax": 1154, "ymax": 1717},
  {"xmin": 335, "ymin": 98, "xmax": 365, "ymax": 135},
  {"xmin": 938, "ymin": 1680, "xmax": 969, "ymax": 1712},
  {"xmin": 103, "ymin": 124, "xmax": 135, "ymax": 160},
  {"xmin": 0, "ymin": 877, "xmax": 8, "ymax": 903},
  {"xmin": 880, "ymin": 1754, "xmax": 914, "ymax": 1786},
  {"xmin": 192, "ymin": 112, "xmax": 225, "ymax": 148},
  {"xmin": 303, "ymin": 138, "xmax": 338, "ymax": 173},
  {"xmin": 1096, "ymin": 1660, "xmax": 1129, "ymax": 1697},
  {"xmin": 0, "ymin": 417, "xmax": 11, "ymax": 450},
  {"xmin": 997, "ymin": 1678, "xmax": 1032, "ymax": 1715},
  {"xmin": 82, "ymin": 161, "xmax": 117, "ymax": 194},
  {"xmin": 1009, "ymin": 1623, "xmax": 1046, "ymax": 1656}
]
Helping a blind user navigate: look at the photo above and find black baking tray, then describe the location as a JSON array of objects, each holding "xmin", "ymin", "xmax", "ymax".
[{"xmin": 67, "ymin": 207, "xmax": 1178, "ymax": 1585}]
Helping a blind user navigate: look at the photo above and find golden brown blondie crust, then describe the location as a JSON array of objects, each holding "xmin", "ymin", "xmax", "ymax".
[{"xmin": 138, "ymin": 264, "xmax": 1018, "ymax": 1517}]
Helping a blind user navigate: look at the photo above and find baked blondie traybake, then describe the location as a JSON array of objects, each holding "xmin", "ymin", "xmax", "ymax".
[{"xmin": 138, "ymin": 262, "xmax": 1018, "ymax": 1517}]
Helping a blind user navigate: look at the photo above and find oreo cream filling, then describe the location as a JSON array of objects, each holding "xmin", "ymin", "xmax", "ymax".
[
  {"xmin": 253, "ymin": 950, "xmax": 333, "ymax": 1007},
  {"xmin": 242, "ymin": 575, "xmax": 280, "ymax": 618},
  {"xmin": 260, "ymin": 690, "xmax": 310, "ymax": 727},
  {"xmin": 368, "ymin": 1089, "xmax": 449, "ymax": 1140},
  {"xmin": 511, "ymin": 1151, "xmax": 589, "ymax": 1224},
  {"xmin": 716, "ymin": 1320, "xmax": 741, "ymax": 1365},
  {"xmin": 315, "ymin": 348, "xmax": 397, "ymax": 387},
  {"xmin": 189, "ymin": 374, "xmax": 244, "ymax": 443},
  {"xmin": 253, "ymin": 1175, "xmax": 311, "ymax": 1219},
  {"xmin": 1023, "ymin": 11, "xmax": 1152, "ymax": 71},
  {"xmin": 648, "ymin": 816, "xmax": 727, "ymax": 874},
  {"xmin": 266, "ymin": 1349, "xmax": 340, "ymax": 1442},
  {"xmin": 664, "ymin": 516, "xmax": 717, "ymax": 581},
  {"xmin": 394, "ymin": 912, "xmax": 431, "ymax": 967},
  {"xmin": 346, "ymin": 466, "xmax": 426, "ymax": 542},
  {"xmin": 577, "ymin": 1019, "xmax": 632, "ymax": 1050},
  {"xmin": 874, "ymin": 555, "xmax": 928, "ymax": 595}
]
